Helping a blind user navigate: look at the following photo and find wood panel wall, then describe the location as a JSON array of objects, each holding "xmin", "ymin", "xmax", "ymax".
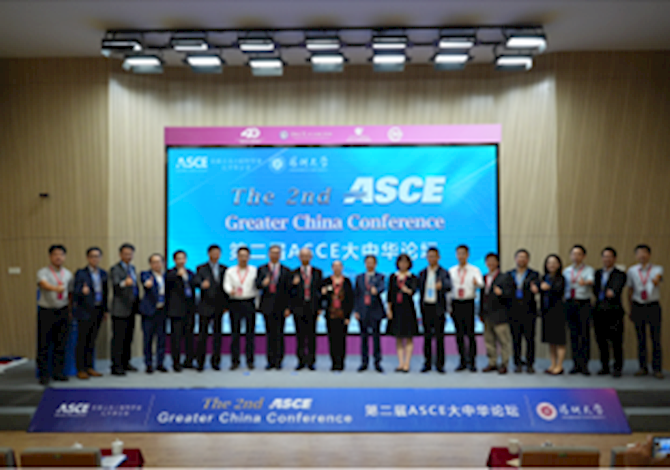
[{"xmin": 1, "ymin": 52, "xmax": 668, "ymax": 365}]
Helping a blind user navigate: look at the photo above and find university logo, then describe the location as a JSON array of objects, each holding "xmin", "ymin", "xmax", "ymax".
[
  {"xmin": 175, "ymin": 156, "xmax": 208, "ymax": 170},
  {"xmin": 241, "ymin": 127, "xmax": 261, "ymax": 139},
  {"xmin": 536, "ymin": 402, "xmax": 558, "ymax": 421},
  {"xmin": 354, "ymin": 127, "xmax": 364, "ymax": 136},
  {"xmin": 279, "ymin": 130, "xmax": 289, "ymax": 140},
  {"xmin": 270, "ymin": 156, "xmax": 286, "ymax": 173},
  {"xmin": 387, "ymin": 126, "xmax": 403, "ymax": 142},
  {"xmin": 55, "ymin": 402, "xmax": 90, "ymax": 417}
]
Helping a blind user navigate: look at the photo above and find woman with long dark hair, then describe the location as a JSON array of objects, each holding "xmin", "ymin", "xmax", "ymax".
[
  {"xmin": 387, "ymin": 253, "xmax": 418, "ymax": 372},
  {"xmin": 540, "ymin": 254, "xmax": 567, "ymax": 375}
]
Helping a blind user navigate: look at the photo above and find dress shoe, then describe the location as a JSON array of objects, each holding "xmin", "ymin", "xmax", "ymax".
[
  {"xmin": 597, "ymin": 369, "xmax": 610, "ymax": 376},
  {"xmin": 111, "ymin": 369, "xmax": 126, "ymax": 376},
  {"xmin": 612, "ymin": 370, "xmax": 622, "ymax": 378},
  {"xmin": 87, "ymin": 369, "xmax": 102, "ymax": 377},
  {"xmin": 514, "ymin": 365, "xmax": 523, "ymax": 374},
  {"xmin": 375, "ymin": 364, "xmax": 384, "ymax": 373},
  {"xmin": 38, "ymin": 377, "xmax": 50, "ymax": 386},
  {"xmin": 124, "ymin": 364, "xmax": 138, "ymax": 372},
  {"xmin": 482, "ymin": 365, "xmax": 498, "ymax": 373},
  {"xmin": 527, "ymin": 366, "xmax": 535, "ymax": 374},
  {"xmin": 76, "ymin": 371, "xmax": 89, "ymax": 380},
  {"xmin": 634, "ymin": 368, "xmax": 649, "ymax": 377},
  {"xmin": 569, "ymin": 368, "xmax": 580, "ymax": 375},
  {"xmin": 469, "ymin": 366, "xmax": 477, "ymax": 372},
  {"xmin": 358, "ymin": 364, "xmax": 368, "ymax": 372},
  {"xmin": 53, "ymin": 375, "xmax": 69, "ymax": 382},
  {"xmin": 173, "ymin": 365, "xmax": 182, "ymax": 373},
  {"xmin": 498, "ymin": 365, "xmax": 508, "ymax": 375},
  {"xmin": 395, "ymin": 367, "xmax": 404, "ymax": 373},
  {"xmin": 276, "ymin": 364, "xmax": 283, "ymax": 370},
  {"xmin": 181, "ymin": 362, "xmax": 195, "ymax": 369},
  {"xmin": 295, "ymin": 364, "xmax": 305, "ymax": 371},
  {"xmin": 581, "ymin": 369, "xmax": 591, "ymax": 376},
  {"xmin": 230, "ymin": 363, "xmax": 240, "ymax": 371},
  {"xmin": 308, "ymin": 365, "xmax": 316, "ymax": 371},
  {"xmin": 654, "ymin": 372, "xmax": 665, "ymax": 380},
  {"xmin": 265, "ymin": 364, "xmax": 275, "ymax": 370},
  {"xmin": 145, "ymin": 366, "xmax": 154, "ymax": 374},
  {"xmin": 212, "ymin": 364, "xmax": 221, "ymax": 371},
  {"xmin": 455, "ymin": 364, "xmax": 467, "ymax": 372},
  {"xmin": 157, "ymin": 365, "xmax": 168, "ymax": 373},
  {"xmin": 247, "ymin": 363, "xmax": 255, "ymax": 370},
  {"xmin": 421, "ymin": 365, "xmax": 431, "ymax": 373},
  {"xmin": 196, "ymin": 366, "xmax": 204, "ymax": 372},
  {"xmin": 436, "ymin": 367, "xmax": 446, "ymax": 374}
]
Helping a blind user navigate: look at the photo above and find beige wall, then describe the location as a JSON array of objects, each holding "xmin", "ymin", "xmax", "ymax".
[{"xmin": 1, "ymin": 52, "xmax": 668, "ymax": 365}]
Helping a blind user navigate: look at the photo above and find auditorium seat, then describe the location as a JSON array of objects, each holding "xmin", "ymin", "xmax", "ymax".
[
  {"xmin": 519, "ymin": 446, "xmax": 600, "ymax": 467},
  {"xmin": 611, "ymin": 446, "xmax": 670, "ymax": 467},
  {"xmin": 0, "ymin": 447, "xmax": 15, "ymax": 467},
  {"xmin": 20, "ymin": 447, "xmax": 101, "ymax": 467}
]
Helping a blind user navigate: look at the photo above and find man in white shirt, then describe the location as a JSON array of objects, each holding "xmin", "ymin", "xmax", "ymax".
[
  {"xmin": 223, "ymin": 246, "xmax": 259, "ymax": 370},
  {"xmin": 448, "ymin": 245, "xmax": 484, "ymax": 372},
  {"xmin": 627, "ymin": 244, "xmax": 664, "ymax": 379},
  {"xmin": 563, "ymin": 244, "xmax": 595, "ymax": 376},
  {"xmin": 36, "ymin": 244, "xmax": 74, "ymax": 386}
]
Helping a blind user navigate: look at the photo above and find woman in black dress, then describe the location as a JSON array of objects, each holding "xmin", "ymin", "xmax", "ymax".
[
  {"xmin": 321, "ymin": 260, "xmax": 354, "ymax": 371},
  {"xmin": 387, "ymin": 254, "xmax": 418, "ymax": 372},
  {"xmin": 540, "ymin": 254, "xmax": 567, "ymax": 375}
]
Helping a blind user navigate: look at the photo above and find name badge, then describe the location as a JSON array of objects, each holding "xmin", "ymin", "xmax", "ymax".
[
  {"xmin": 333, "ymin": 298, "xmax": 342, "ymax": 309},
  {"xmin": 427, "ymin": 288, "xmax": 435, "ymax": 298},
  {"xmin": 570, "ymin": 288, "xmax": 575, "ymax": 299},
  {"xmin": 458, "ymin": 288, "xmax": 464, "ymax": 298},
  {"xmin": 236, "ymin": 287, "xmax": 243, "ymax": 297},
  {"xmin": 185, "ymin": 286, "xmax": 193, "ymax": 298},
  {"xmin": 598, "ymin": 291, "xmax": 605, "ymax": 302},
  {"xmin": 57, "ymin": 293, "xmax": 64, "ymax": 300},
  {"xmin": 158, "ymin": 294, "xmax": 165, "ymax": 304},
  {"xmin": 396, "ymin": 292, "xmax": 403, "ymax": 304},
  {"xmin": 516, "ymin": 289, "xmax": 523, "ymax": 299},
  {"xmin": 269, "ymin": 283, "xmax": 276, "ymax": 294},
  {"xmin": 95, "ymin": 292, "xmax": 103, "ymax": 303},
  {"xmin": 364, "ymin": 294, "xmax": 371, "ymax": 306},
  {"xmin": 641, "ymin": 290, "xmax": 648, "ymax": 301}
]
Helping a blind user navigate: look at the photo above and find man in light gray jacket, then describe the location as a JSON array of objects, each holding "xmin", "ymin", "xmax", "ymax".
[{"xmin": 110, "ymin": 243, "xmax": 140, "ymax": 376}]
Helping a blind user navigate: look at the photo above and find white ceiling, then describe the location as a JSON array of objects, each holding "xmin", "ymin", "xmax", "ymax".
[{"xmin": 0, "ymin": 0, "xmax": 669, "ymax": 64}]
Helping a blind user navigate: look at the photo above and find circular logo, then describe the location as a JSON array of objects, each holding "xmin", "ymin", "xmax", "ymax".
[
  {"xmin": 279, "ymin": 130, "xmax": 289, "ymax": 140},
  {"xmin": 387, "ymin": 126, "xmax": 403, "ymax": 142},
  {"xmin": 536, "ymin": 402, "xmax": 558, "ymax": 421},
  {"xmin": 270, "ymin": 156, "xmax": 286, "ymax": 173}
]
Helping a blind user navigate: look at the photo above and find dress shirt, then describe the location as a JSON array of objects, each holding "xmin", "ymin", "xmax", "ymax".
[
  {"xmin": 448, "ymin": 263, "xmax": 484, "ymax": 300},
  {"xmin": 424, "ymin": 266, "xmax": 438, "ymax": 303},
  {"xmin": 627, "ymin": 263, "xmax": 664, "ymax": 304},
  {"xmin": 209, "ymin": 262, "xmax": 220, "ymax": 282},
  {"xmin": 88, "ymin": 266, "xmax": 103, "ymax": 305},
  {"xmin": 153, "ymin": 270, "xmax": 165, "ymax": 308},
  {"xmin": 563, "ymin": 264, "xmax": 595, "ymax": 300},
  {"xmin": 224, "ymin": 264, "xmax": 258, "ymax": 300}
]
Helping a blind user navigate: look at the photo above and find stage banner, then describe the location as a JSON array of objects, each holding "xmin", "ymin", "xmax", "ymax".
[{"xmin": 29, "ymin": 388, "xmax": 630, "ymax": 434}]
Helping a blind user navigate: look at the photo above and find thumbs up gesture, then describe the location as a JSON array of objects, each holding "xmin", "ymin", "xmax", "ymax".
[
  {"xmin": 293, "ymin": 274, "xmax": 300, "ymax": 285},
  {"xmin": 493, "ymin": 286, "xmax": 503, "ymax": 296},
  {"xmin": 82, "ymin": 283, "xmax": 90, "ymax": 295},
  {"xmin": 177, "ymin": 267, "xmax": 187, "ymax": 277},
  {"xmin": 653, "ymin": 274, "xmax": 662, "ymax": 286},
  {"xmin": 201, "ymin": 279, "xmax": 210, "ymax": 289},
  {"xmin": 262, "ymin": 274, "xmax": 271, "ymax": 287},
  {"xmin": 124, "ymin": 275, "xmax": 134, "ymax": 287},
  {"xmin": 144, "ymin": 277, "xmax": 154, "ymax": 289},
  {"xmin": 371, "ymin": 286, "xmax": 378, "ymax": 295},
  {"xmin": 578, "ymin": 277, "xmax": 587, "ymax": 286},
  {"xmin": 530, "ymin": 283, "xmax": 539, "ymax": 294},
  {"xmin": 436, "ymin": 280, "xmax": 443, "ymax": 291},
  {"xmin": 473, "ymin": 277, "xmax": 478, "ymax": 286}
]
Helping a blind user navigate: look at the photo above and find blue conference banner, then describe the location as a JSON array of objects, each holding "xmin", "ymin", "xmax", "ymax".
[
  {"xmin": 29, "ymin": 388, "xmax": 630, "ymax": 434},
  {"xmin": 167, "ymin": 145, "xmax": 498, "ymax": 335}
]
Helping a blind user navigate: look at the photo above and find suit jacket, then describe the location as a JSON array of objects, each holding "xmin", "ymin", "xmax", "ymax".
[
  {"xmin": 289, "ymin": 265, "xmax": 323, "ymax": 313},
  {"xmin": 111, "ymin": 262, "xmax": 139, "ymax": 318},
  {"xmin": 505, "ymin": 268, "xmax": 541, "ymax": 316},
  {"xmin": 353, "ymin": 272, "xmax": 386, "ymax": 322},
  {"xmin": 139, "ymin": 270, "xmax": 165, "ymax": 316},
  {"xmin": 73, "ymin": 267, "xmax": 109, "ymax": 320},
  {"xmin": 418, "ymin": 266, "xmax": 452, "ymax": 316},
  {"xmin": 540, "ymin": 273, "xmax": 566, "ymax": 315},
  {"xmin": 320, "ymin": 276, "xmax": 355, "ymax": 320},
  {"xmin": 594, "ymin": 268, "xmax": 627, "ymax": 314},
  {"xmin": 479, "ymin": 270, "xmax": 509, "ymax": 325},
  {"xmin": 193, "ymin": 262, "xmax": 228, "ymax": 317},
  {"xmin": 256, "ymin": 263, "xmax": 291, "ymax": 315},
  {"xmin": 165, "ymin": 268, "xmax": 196, "ymax": 318}
]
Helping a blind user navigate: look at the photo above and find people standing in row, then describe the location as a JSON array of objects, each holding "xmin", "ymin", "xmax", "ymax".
[
  {"xmin": 194, "ymin": 245, "xmax": 227, "ymax": 371},
  {"xmin": 540, "ymin": 254, "xmax": 567, "ymax": 375},
  {"xmin": 321, "ymin": 260, "xmax": 354, "ymax": 371},
  {"xmin": 627, "ymin": 244, "xmax": 664, "ymax": 379},
  {"xmin": 593, "ymin": 248, "xmax": 627, "ymax": 377},
  {"xmin": 480, "ymin": 253, "xmax": 511, "ymax": 375},
  {"xmin": 507, "ymin": 249, "xmax": 540, "ymax": 374},
  {"xmin": 418, "ymin": 248, "xmax": 452, "ymax": 374},
  {"xmin": 139, "ymin": 253, "xmax": 167, "ymax": 374},
  {"xmin": 36, "ymin": 245, "xmax": 74, "ymax": 385},
  {"xmin": 387, "ymin": 253, "xmax": 418, "ymax": 373},
  {"xmin": 165, "ymin": 250, "xmax": 196, "ymax": 372},
  {"xmin": 449, "ymin": 245, "xmax": 484, "ymax": 372},
  {"xmin": 73, "ymin": 247, "xmax": 108, "ymax": 379},
  {"xmin": 223, "ymin": 246, "xmax": 258, "ymax": 370},
  {"xmin": 110, "ymin": 243, "xmax": 139, "ymax": 376},
  {"xmin": 290, "ymin": 248, "xmax": 323, "ymax": 371},
  {"xmin": 353, "ymin": 255, "xmax": 386, "ymax": 373},
  {"xmin": 564, "ymin": 245, "xmax": 595, "ymax": 376},
  {"xmin": 256, "ymin": 245, "xmax": 291, "ymax": 370}
]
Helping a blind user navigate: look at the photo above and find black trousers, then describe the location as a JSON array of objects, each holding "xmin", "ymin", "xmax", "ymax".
[
  {"xmin": 631, "ymin": 302, "xmax": 663, "ymax": 372},
  {"xmin": 111, "ymin": 314, "xmax": 136, "ymax": 371},
  {"xmin": 452, "ymin": 300, "xmax": 476, "ymax": 367},
  {"xmin": 230, "ymin": 299, "xmax": 257, "ymax": 366},
  {"xmin": 75, "ymin": 306, "xmax": 104, "ymax": 372},
  {"xmin": 509, "ymin": 311, "xmax": 537, "ymax": 367},
  {"xmin": 295, "ymin": 303, "xmax": 317, "ymax": 366},
  {"xmin": 326, "ymin": 317, "xmax": 347, "ymax": 369},
  {"xmin": 566, "ymin": 299, "xmax": 592, "ymax": 370},
  {"xmin": 36, "ymin": 306, "xmax": 69, "ymax": 379},
  {"xmin": 265, "ymin": 311, "xmax": 286, "ymax": 367},
  {"xmin": 196, "ymin": 311, "xmax": 224, "ymax": 368},
  {"xmin": 593, "ymin": 306, "xmax": 624, "ymax": 372},
  {"xmin": 142, "ymin": 308, "xmax": 166, "ymax": 368},
  {"xmin": 170, "ymin": 314, "xmax": 195, "ymax": 367},
  {"xmin": 422, "ymin": 303, "xmax": 446, "ymax": 369},
  {"xmin": 360, "ymin": 316, "xmax": 382, "ymax": 366}
]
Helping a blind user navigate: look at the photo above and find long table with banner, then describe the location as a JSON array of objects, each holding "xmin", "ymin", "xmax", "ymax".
[{"xmin": 29, "ymin": 388, "xmax": 630, "ymax": 434}]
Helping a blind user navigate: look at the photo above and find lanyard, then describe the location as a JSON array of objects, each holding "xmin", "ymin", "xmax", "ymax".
[
  {"xmin": 365, "ymin": 273, "xmax": 374, "ymax": 291},
  {"xmin": 269, "ymin": 263, "xmax": 279, "ymax": 283},
  {"xmin": 486, "ymin": 270, "xmax": 499, "ymax": 292},
  {"xmin": 515, "ymin": 269, "xmax": 528, "ymax": 289},
  {"xmin": 333, "ymin": 277, "xmax": 343, "ymax": 296},
  {"xmin": 570, "ymin": 265, "xmax": 585, "ymax": 286},
  {"xmin": 301, "ymin": 266, "xmax": 311, "ymax": 286},
  {"xmin": 49, "ymin": 266, "xmax": 64, "ymax": 287},
  {"xmin": 237, "ymin": 267, "xmax": 249, "ymax": 287},
  {"xmin": 458, "ymin": 267, "xmax": 467, "ymax": 286},
  {"xmin": 639, "ymin": 265, "xmax": 652, "ymax": 286}
]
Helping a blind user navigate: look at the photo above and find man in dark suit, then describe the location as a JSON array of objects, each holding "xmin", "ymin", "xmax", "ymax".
[
  {"xmin": 110, "ymin": 243, "xmax": 140, "ymax": 376},
  {"xmin": 193, "ymin": 245, "xmax": 228, "ymax": 371},
  {"xmin": 140, "ymin": 253, "xmax": 168, "ymax": 374},
  {"xmin": 73, "ymin": 247, "xmax": 109, "ymax": 379},
  {"xmin": 289, "ymin": 247, "xmax": 323, "ymax": 371},
  {"xmin": 506, "ymin": 249, "xmax": 541, "ymax": 374},
  {"xmin": 418, "ymin": 248, "xmax": 452, "ymax": 373},
  {"xmin": 165, "ymin": 250, "xmax": 197, "ymax": 372},
  {"xmin": 593, "ymin": 247, "xmax": 627, "ymax": 377},
  {"xmin": 256, "ymin": 245, "xmax": 291, "ymax": 370},
  {"xmin": 353, "ymin": 255, "xmax": 386, "ymax": 373},
  {"xmin": 480, "ymin": 253, "xmax": 512, "ymax": 374}
]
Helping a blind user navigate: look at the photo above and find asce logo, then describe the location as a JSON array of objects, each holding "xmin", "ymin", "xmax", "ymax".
[
  {"xmin": 268, "ymin": 398, "xmax": 313, "ymax": 410},
  {"xmin": 55, "ymin": 402, "xmax": 90, "ymax": 417},
  {"xmin": 175, "ymin": 156, "xmax": 208, "ymax": 170},
  {"xmin": 241, "ymin": 127, "xmax": 261, "ymax": 139}
]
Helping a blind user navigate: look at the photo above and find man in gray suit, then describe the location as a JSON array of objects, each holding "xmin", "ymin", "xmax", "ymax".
[{"xmin": 110, "ymin": 243, "xmax": 140, "ymax": 376}]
